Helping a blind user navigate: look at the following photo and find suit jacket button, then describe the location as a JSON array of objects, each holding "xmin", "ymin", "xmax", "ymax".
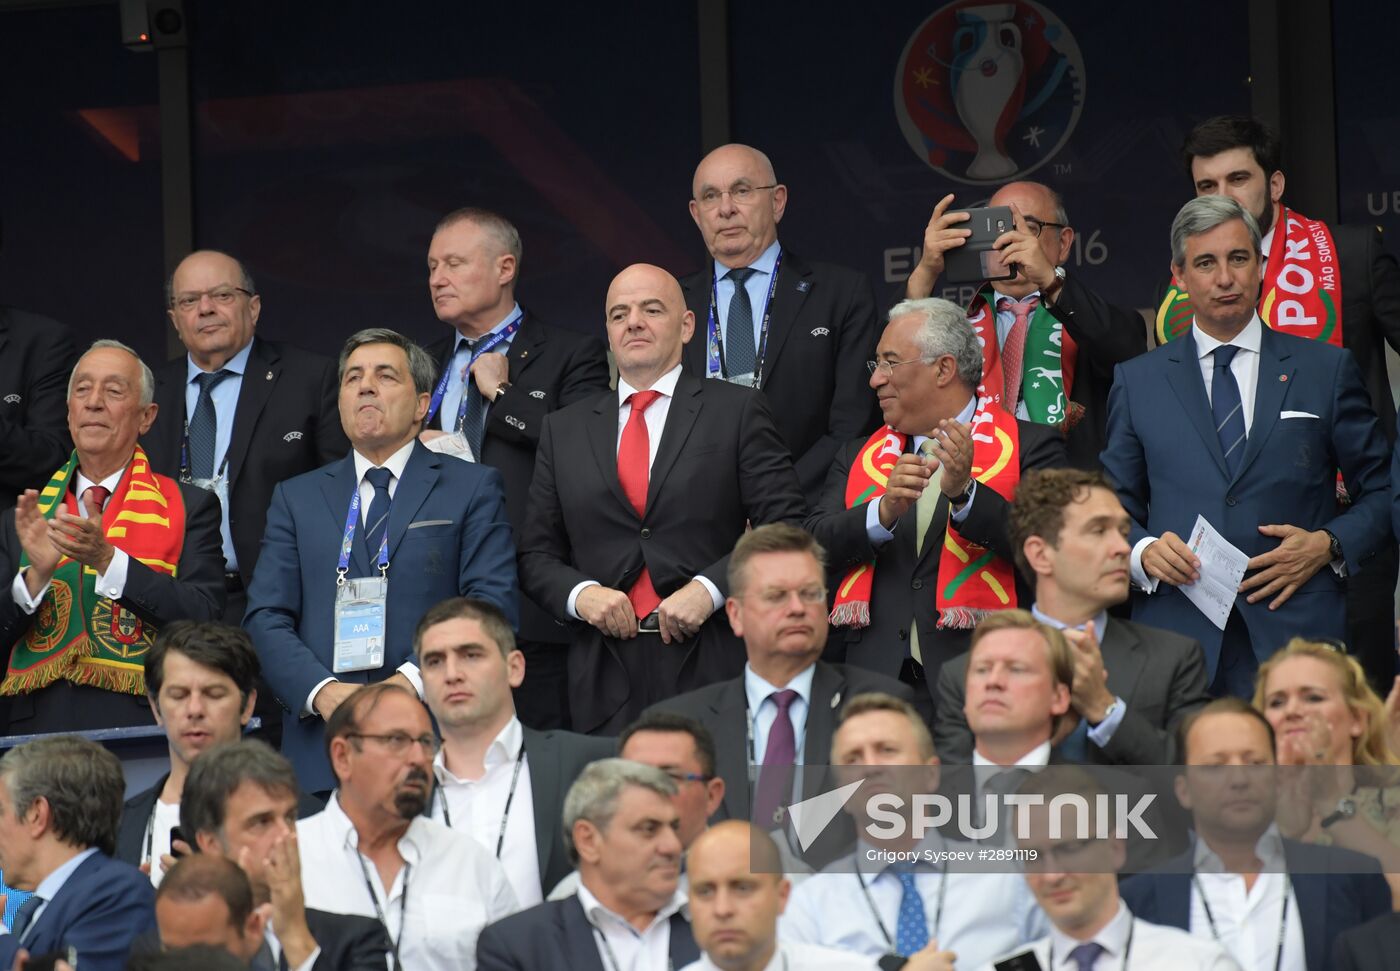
[
  {"xmin": 911, "ymin": 578, "xmax": 923, "ymax": 590},
  {"xmin": 640, "ymin": 528, "xmax": 651, "ymax": 539},
  {"xmin": 898, "ymin": 629, "xmax": 908, "ymax": 640},
  {"xmin": 1226, "ymin": 496, "xmax": 1237, "ymax": 506}
]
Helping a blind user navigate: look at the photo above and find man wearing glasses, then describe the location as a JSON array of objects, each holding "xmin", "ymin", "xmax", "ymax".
[
  {"xmin": 680, "ymin": 144, "xmax": 880, "ymax": 503},
  {"xmin": 297, "ymin": 682, "xmax": 518, "ymax": 971},
  {"xmin": 905, "ymin": 182, "xmax": 1147, "ymax": 468}
]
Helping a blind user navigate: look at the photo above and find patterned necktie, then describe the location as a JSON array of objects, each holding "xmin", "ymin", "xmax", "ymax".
[
  {"xmin": 1069, "ymin": 941, "xmax": 1105, "ymax": 971},
  {"xmin": 188, "ymin": 369, "xmax": 233, "ymax": 478},
  {"xmin": 82, "ymin": 485, "xmax": 110, "ymax": 519},
  {"xmin": 1211, "ymin": 345, "xmax": 1246, "ymax": 476},
  {"xmin": 892, "ymin": 867, "xmax": 929, "ymax": 956},
  {"xmin": 456, "ymin": 339, "xmax": 489, "ymax": 459},
  {"xmin": 996, "ymin": 296, "xmax": 1040, "ymax": 412},
  {"xmin": 753, "ymin": 688, "xmax": 798, "ymax": 828},
  {"xmin": 362, "ymin": 467, "xmax": 393, "ymax": 563},
  {"xmin": 724, "ymin": 267, "xmax": 758, "ymax": 380},
  {"xmin": 618, "ymin": 390, "xmax": 663, "ymax": 617},
  {"xmin": 910, "ymin": 440, "xmax": 944, "ymax": 666},
  {"xmin": 11, "ymin": 893, "xmax": 43, "ymax": 941}
]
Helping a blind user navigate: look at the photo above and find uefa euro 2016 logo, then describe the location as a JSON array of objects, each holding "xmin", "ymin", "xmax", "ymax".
[{"xmin": 894, "ymin": 1, "xmax": 1085, "ymax": 184}]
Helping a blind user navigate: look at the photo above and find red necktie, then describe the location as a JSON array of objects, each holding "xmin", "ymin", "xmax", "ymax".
[
  {"xmin": 618, "ymin": 390, "xmax": 663, "ymax": 618},
  {"xmin": 82, "ymin": 485, "xmax": 110, "ymax": 518},
  {"xmin": 996, "ymin": 295, "xmax": 1040, "ymax": 412}
]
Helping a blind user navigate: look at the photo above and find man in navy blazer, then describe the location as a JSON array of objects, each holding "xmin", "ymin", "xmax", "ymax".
[
  {"xmin": 1120, "ymin": 700, "xmax": 1391, "ymax": 971},
  {"xmin": 1102, "ymin": 196, "xmax": 1390, "ymax": 697},
  {"xmin": 245, "ymin": 328, "xmax": 517, "ymax": 793},
  {"xmin": 0, "ymin": 736, "xmax": 156, "ymax": 971}
]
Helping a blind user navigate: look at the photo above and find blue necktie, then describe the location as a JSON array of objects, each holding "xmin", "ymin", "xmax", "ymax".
[
  {"xmin": 456, "ymin": 339, "xmax": 488, "ymax": 459},
  {"xmin": 1069, "ymin": 941, "xmax": 1104, "ymax": 971},
  {"xmin": 11, "ymin": 893, "xmax": 42, "ymax": 941},
  {"xmin": 1211, "ymin": 345, "xmax": 1246, "ymax": 476},
  {"xmin": 188, "ymin": 369, "xmax": 233, "ymax": 478},
  {"xmin": 892, "ymin": 868, "xmax": 928, "ymax": 956},
  {"xmin": 724, "ymin": 267, "xmax": 757, "ymax": 379},
  {"xmin": 362, "ymin": 467, "xmax": 393, "ymax": 564}
]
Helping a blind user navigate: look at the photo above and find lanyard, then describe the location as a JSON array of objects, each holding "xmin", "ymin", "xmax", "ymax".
[
  {"xmin": 338, "ymin": 484, "xmax": 389, "ymax": 582},
  {"xmin": 1193, "ymin": 874, "xmax": 1288, "ymax": 971},
  {"xmin": 705, "ymin": 252, "xmax": 783, "ymax": 389},
  {"xmin": 357, "ymin": 853, "xmax": 410, "ymax": 971},
  {"xmin": 437, "ymin": 746, "xmax": 525, "ymax": 858},
  {"xmin": 853, "ymin": 854, "xmax": 948, "ymax": 957},
  {"xmin": 1046, "ymin": 918, "xmax": 1136, "ymax": 970},
  {"xmin": 179, "ymin": 424, "xmax": 232, "ymax": 484},
  {"xmin": 424, "ymin": 312, "xmax": 523, "ymax": 428},
  {"xmin": 589, "ymin": 924, "xmax": 674, "ymax": 971}
]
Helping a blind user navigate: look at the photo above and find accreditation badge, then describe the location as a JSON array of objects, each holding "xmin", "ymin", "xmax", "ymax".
[{"xmin": 333, "ymin": 575, "xmax": 387, "ymax": 673}]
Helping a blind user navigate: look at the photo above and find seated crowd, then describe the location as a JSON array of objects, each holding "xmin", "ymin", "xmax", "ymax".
[{"xmin": 0, "ymin": 116, "xmax": 1399, "ymax": 970}]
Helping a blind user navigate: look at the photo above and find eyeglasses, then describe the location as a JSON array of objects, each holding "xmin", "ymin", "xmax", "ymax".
[
  {"xmin": 695, "ymin": 183, "xmax": 777, "ymax": 210},
  {"xmin": 171, "ymin": 286, "xmax": 253, "ymax": 312},
  {"xmin": 347, "ymin": 732, "xmax": 439, "ymax": 755},
  {"xmin": 661, "ymin": 770, "xmax": 712, "ymax": 786},
  {"xmin": 866, "ymin": 358, "xmax": 922, "ymax": 377},
  {"xmin": 1022, "ymin": 216, "xmax": 1069, "ymax": 238},
  {"xmin": 750, "ymin": 585, "xmax": 827, "ymax": 608}
]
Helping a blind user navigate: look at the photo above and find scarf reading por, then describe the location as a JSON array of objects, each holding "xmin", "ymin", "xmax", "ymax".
[
  {"xmin": 968, "ymin": 286, "xmax": 1081, "ymax": 428},
  {"xmin": 830, "ymin": 402, "xmax": 1021, "ymax": 631},
  {"xmin": 1155, "ymin": 206, "xmax": 1344, "ymax": 346},
  {"xmin": 2, "ymin": 446, "xmax": 186, "ymax": 697}
]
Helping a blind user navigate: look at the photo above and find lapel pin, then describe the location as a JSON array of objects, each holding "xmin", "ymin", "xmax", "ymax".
[
  {"xmin": 831, "ymin": 691, "xmax": 841, "ymax": 709},
  {"xmin": 797, "ymin": 280, "xmax": 812, "ymax": 293},
  {"xmin": 266, "ymin": 371, "xmax": 274, "ymax": 381},
  {"xmin": 1279, "ymin": 374, "xmax": 1287, "ymax": 382}
]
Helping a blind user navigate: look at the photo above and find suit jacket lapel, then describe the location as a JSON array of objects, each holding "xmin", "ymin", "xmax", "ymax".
[
  {"xmin": 914, "ymin": 494, "xmax": 951, "ymax": 574},
  {"xmin": 319, "ymin": 453, "xmax": 371, "ymax": 576},
  {"xmin": 1100, "ymin": 618, "xmax": 1147, "ymax": 709},
  {"xmin": 713, "ymin": 680, "xmax": 752, "ymax": 822},
  {"xmin": 385, "ymin": 443, "xmax": 439, "ymax": 562},
  {"xmin": 668, "ymin": 912, "xmax": 699, "ymax": 966},
  {"xmin": 151, "ymin": 361, "xmax": 187, "ymax": 469},
  {"xmin": 226, "ymin": 337, "xmax": 280, "ymax": 487},
  {"xmin": 1284, "ymin": 843, "xmax": 1325, "ymax": 971},
  {"xmin": 756, "ymin": 248, "xmax": 811, "ymax": 378},
  {"xmin": 1231, "ymin": 327, "xmax": 1293, "ymax": 485},
  {"xmin": 522, "ymin": 727, "xmax": 559, "ymax": 885},
  {"xmin": 563, "ymin": 897, "xmax": 609, "ymax": 971},
  {"xmin": 803, "ymin": 663, "xmax": 844, "ymax": 773},
  {"xmin": 645, "ymin": 375, "xmax": 702, "ymax": 512},
  {"xmin": 506, "ymin": 312, "xmax": 545, "ymax": 382},
  {"xmin": 1169, "ymin": 330, "xmax": 1230, "ymax": 479},
  {"xmin": 588, "ymin": 392, "xmax": 631, "ymax": 514}
]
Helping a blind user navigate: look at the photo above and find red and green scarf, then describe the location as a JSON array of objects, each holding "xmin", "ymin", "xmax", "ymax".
[
  {"xmin": 1156, "ymin": 205, "xmax": 1344, "ymax": 346},
  {"xmin": 2, "ymin": 446, "xmax": 186, "ymax": 697},
  {"xmin": 968, "ymin": 285, "xmax": 1082, "ymax": 428},
  {"xmin": 830, "ymin": 401, "xmax": 1021, "ymax": 631}
]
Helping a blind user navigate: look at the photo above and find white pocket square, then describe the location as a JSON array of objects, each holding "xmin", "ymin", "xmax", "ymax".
[
  {"xmin": 1280, "ymin": 410, "xmax": 1319, "ymax": 420},
  {"xmin": 407, "ymin": 519, "xmax": 452, "ymax": 529}
]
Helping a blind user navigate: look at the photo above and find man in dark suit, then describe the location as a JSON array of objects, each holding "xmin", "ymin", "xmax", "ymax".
[
  {"xmin": 245, "ymin": 328, "xmax": 517, "ymax": 793},
  {"xmin": 1103, "ymin": 196, "xmax": 1391, "ymax": 698},
  {"xmin": 519, "ymin": 263, "xmax": 806, "ymax": 735},
  {"xmin": 416, "ymin": 596, "xmax": 612, "ymax": 906},
  {"xmin": 1121, "ymin": 700, "xmax": 1392, "ymax": 971},
  {"xmin": 807, "ymin": 297, "xmax": 1066, "ymax": 709},
  {"xmin": 934, "ymin": 469, "xmax": 1211, "ymax": 765},
  {"xmin": 421, "ymin": 209, "xmax": 610, "ymax": 731},
  {"xmin": 679, "ymin": 143, "xmax": 880, "ymax": 502},
  {"xmin": 0, "ymin": 736, "xmax": 156, "ymax": 971},
  {"xmin": 649, "ymin": 524, "xmax": 912, "ymax": 831},
  {"xmin": 1332, "ymin": 912, "xmax": 1400, "ymax": 971},
  {"xmin": 0, "ymin": 304, "xmax": 76, "ymax": 513},
  {"xmin": 475, "ymin": 759, "xmax": 698, "ymax": 971},
  {"xmin": 1168, "ymin": 116, "xmax": 1400, "ymax": 695},
  {"xmin": 905, "ymin": 181, "xmax": 1148, "ymax": 468},
  {"xmin": 0, "ymin": 341, "xmax": 225, "ymax": 734}
]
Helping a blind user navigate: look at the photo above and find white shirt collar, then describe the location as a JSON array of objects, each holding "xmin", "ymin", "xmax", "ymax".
[
  {"xmin": 324, "ymin": 791, "xmax": 427, "ymax": 865},
  {"xmin": 352, "ymin": 439, "xmax": 416, "ymax": 484},
  {"xmin": 185, "ymin": 338, "xmax": 255, "ymax": 383},
  {"xmin": 1048, "ymin": 897, "xmax": 1133, "ymax": 965},
  {"xmin": 1193, "ymin": 822, "xmax": 1286, "ymax": 873},
  {"xmin": 1192, "ymin": 313, "xmax": 1263, "ymax": 360},
  {"xmin": 1031, "ymin": 604, "xmax": 1109, "ymax": 638},
  {"xmin": 577, "ymin": 880, "xmax": 689, "ymax": 930},
  {"xmin": 75, "ymin": 464, "xmax": 128, "ymax": 500},
  {"xmin": 973, "ymin": 739, "xmax": 1053, "ymax": 769},
  {"xmin": 1260, "ymin": 225, "xmax": 1275, "ymax": 265},
  {"xmin": 452, "ymin": 303, "xmax": 523, "ymax": 354},
  {"xmin": 712, "ymin": 239, "xmax": 781, "ymax": 282},
  {"xmin": 433, "ymin": 716, "xmax": 523, "ymax": 784},
  {"xmin": 617, "ymin": 363, "xmax": 683, "ymax": 406},
  {"xmin": 743, "ymin": 662, "xmax": 816, "ymax": 713}
]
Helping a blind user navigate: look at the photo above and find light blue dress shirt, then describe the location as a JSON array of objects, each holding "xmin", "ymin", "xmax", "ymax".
[
  {"xmin": 712, "ymin": 240, "xmax": 782, "ymax": 350},
  {"xmin": 744, "ymin": 662, "xmax": 815, "ymax": 767},
  {"xmin": 184, "ymin": 340, "xmax": 254, "ymax": 571},
  {"xmin": 438, "ymin": 303, "xmax": 522, "ymax": 433},
  {"xmin": 991, "ymin": 285, "xmax": 1047, "ymax": 422},
  {"xmin": 16, "ymin": 846, "xmax": 99, "ymax": 941}
]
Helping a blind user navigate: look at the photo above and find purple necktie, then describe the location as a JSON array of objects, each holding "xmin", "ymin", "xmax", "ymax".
[{"xmin": 753, "ymin": 689, "xmax": 799, "ymax": 829}]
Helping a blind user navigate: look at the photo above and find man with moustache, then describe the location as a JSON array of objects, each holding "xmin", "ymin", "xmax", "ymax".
[
  {"xmin": 297, "ymin": 683, "xmax": 517, "ymax": 971},
  {"xmin": 420, "ymin": 210, "xmax": 610, "ymax": 729}
]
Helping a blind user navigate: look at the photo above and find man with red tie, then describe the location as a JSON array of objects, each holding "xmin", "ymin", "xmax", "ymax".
[{"xmin": 519, "ymin": 263, "xmax": 806, "ymax": 735}]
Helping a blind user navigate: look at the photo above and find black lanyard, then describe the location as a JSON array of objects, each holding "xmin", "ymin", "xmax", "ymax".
[
  {"xmin": 589, "ymin": 924, "xmax": 676, "ymax": 971},
  {"xmin": 357, "ymin": 853, "xmax": 410, "ymax": 971},
  {"xmin": 1046, "ymin": 918, "xmax": 1136, "ymax": 970},
  {"xmin": 437, "ymin": 746, "xmax": 525, "ymax": 858},
  {"xmin": 178, "ymin": 425, "xmax": 231, "ymax": 484},
  {"xmin": 1193, "ymin": 873, "xmax": 1288, "ymax": 971},
  {"xmin": 854, "ymin": 854, "xmax": 948, "ymax": 957},
  {"xmin": 704, "ymin": 252, "xmax": 783, "ymax": 390}
]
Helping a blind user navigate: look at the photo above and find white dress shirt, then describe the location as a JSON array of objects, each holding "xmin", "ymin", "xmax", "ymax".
[
  {"xmin": 565, "ymin": 364, "xmax": 723, "ymax": 617},
  {"xmin": 263, "ymin": 923, "xmax": 320, "ymax": 971},
  {"xmin": 297, "ymin": 792, "xmax": 518, "ymax": 971},
  {"xmin": 681, "ymin": 940, "xmax": 876, "ymax": 971},
  {"xmin": 863, "ymin": 396, "xmax": 980, "ymax": 542},
  {"xmin": 578, "ymin": 881, "xmax": 688, "ymax": 971},
  {"xmin": 1188, "ymin": 827, "xmax": 1305, "ymax": 971},
  {"xmin": 12, "ymin": 467, "xmax": 129, "ymax": 612},
  {"xmin": 429, "ymin": 715, "xmax": 543, "ymax": 907}
]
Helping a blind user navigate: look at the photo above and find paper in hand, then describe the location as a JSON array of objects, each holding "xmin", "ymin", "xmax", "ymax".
[{"xmin": 1181, "ymin": 515, "xmax": 1249, "ymax": 630}]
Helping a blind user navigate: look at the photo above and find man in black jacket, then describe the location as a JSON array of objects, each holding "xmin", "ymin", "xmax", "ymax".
[{"xmin": 0, "ymin": 302, "xmax": 76, "ymax": 513}]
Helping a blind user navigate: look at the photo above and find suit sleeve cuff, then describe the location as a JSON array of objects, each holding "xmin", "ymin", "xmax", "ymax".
[
  {"xmin": 12, "ymin": 570, "xmax": 45, "ymax": 614},
  {"xmin": 93, "ymin": 548, "xmax": 130, "ymax": 600},
  {"xmin": 305, "ymin": 677, "xmax": 338, "ymax": 717},
  {"xmin": 566, "ymin": 581, "xmax": 601, "ymax": 620},
  {"xmin": 1087, "ymin": 697, "xmax": 1127, "ymax": 746},
  {"xmin": 1130, "ymin": 536, "xmax": 1159, "ymax": 593},
  {"xmin": 396, "ymin": 661, "xmax": 424, "ymax": 699},
  {"xmin": 949, "ymin": 481, "xmax": 977, "ymax": 524},
  {"xmin": 865, "ymin": 499, "xmax": 895, "ymax": 544},
  {"xmin": 694, "ymin": 575, "xmax": 724, "ymax": 612},
  {"xmin": 291, "ymin": 947, "xmax": 321, "ymax": 971}
]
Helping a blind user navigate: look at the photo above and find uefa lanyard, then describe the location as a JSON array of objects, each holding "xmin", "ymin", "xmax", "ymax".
[
  {"xmin": 1046, "ymin": 918, "xmax": 1136, "ymax": 970},
  {"xmin": 705, "ymin": 253, "xmax": 782, "ymax": 389},
  {"xmin": 178, "ymin": 426, "xmax": 231, "ymax": 484},
  {"xmin": 338, "ymin": 484, "xmax": 389, "ymax": 582},
  {"xmin": 589, "ymin": 923, "xmax": 675, "ymax": 971},
  {"xmin": 1193, "ymin": 874, "xmax": 1288, "ymax": 971},
  {"xmin": 437, "ymin": 747, "xmax": 525, "ymax": 858},
  {"xmin": 853, "ymin": 854, "xmax": 949, "ymax": 956},
  {"xmin": 424, "ymin": 312, "xmax": 523, "ymax": 428},
  {"xmin": 357, "ymin": 853, "xmax": 410, "ymax": 971}
]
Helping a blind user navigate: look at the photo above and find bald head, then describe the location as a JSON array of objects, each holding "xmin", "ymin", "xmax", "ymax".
[
  {"xmin": 688, "ymin": 820, "xmax": 789, "ymax": 971},
  {"xmin": 167, "ymin": 250, "xmax": 261, "ymax": 371},
  {"xmin": 605, "ymin": 263, "xmax": 695, "ymax": 389},
  {"xmin": 689, "ymin": 144, "xmax": 787, "ymax": 270},
  {"xmin": 689, "ymin": 819, "xmax": 783, "ymax": 876},
  {"xmin": 985, "ymin": 181, "xmax": 1074, "ymax": 299}
]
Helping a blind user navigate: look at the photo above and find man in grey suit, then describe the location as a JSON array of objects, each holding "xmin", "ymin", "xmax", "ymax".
[{"xmin": 935, "ymin": 468, "xmax": 1211, "ymax": 765}]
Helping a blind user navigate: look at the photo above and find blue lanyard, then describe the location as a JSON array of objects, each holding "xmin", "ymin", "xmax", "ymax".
[
  {"xmin": 705, "ymin": 252, "xmax": 783, "ymax": 389},
  {"xmin": 424, "ymin": 312, "xmax": 523, "ymax": 427},
  {"xmin": 338, "ymin": 484, "xmax": 389, "ymax": 581}
]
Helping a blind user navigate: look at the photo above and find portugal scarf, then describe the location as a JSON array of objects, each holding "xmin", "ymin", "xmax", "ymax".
[
  {"xmin": 1156, "ymin": 206, "xmax": 1344, "ymax": 346},
  {"xmin": 829, "ymin": 402, "xmax": 1021, "ymax": 631},
  {"xmin": 968, "ymin": 285, "xmax": 1081, "ymax": 427},
  {"xmin": 2, "ymin": 447, "xmax": 186, "ymax": 697}
]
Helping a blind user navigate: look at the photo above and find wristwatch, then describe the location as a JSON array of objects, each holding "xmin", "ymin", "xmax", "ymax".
[
  {"xmin": 1321, "ymin": 795, "xmax": 1357, "ymax": 828},
  {"xmin": 949, "ymin": 480, "xmax": 974, "ymax": 509},
  {"xmin": 1042, "ymin": 265, "xmax": 1067, "ymax": 304},
  {"xmin": 1323, "ymin": 529, "xmax": 1343, "ymax": 562}
]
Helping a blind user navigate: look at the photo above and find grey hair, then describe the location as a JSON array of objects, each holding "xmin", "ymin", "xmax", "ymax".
[
  {"xmin": 1170, "ymin": 196, "xmax": 1261, "ymax": 268},
  {"xmin": 164, "ymin": 250, "xmax": 257, "ymax": 308},
  {"xmin": 0, "ymin": 735, "xmax": 125, "ymax": 856},
  {"xmin": 69, "ymin": 339, "xmax": 156, "ymax": 406},
  {"xmin": 338, "ymin": 328, "xmax": 438, "ymax": 397},
  {"xmin": 562, "ymin": 758, "xmax": 678, "ymax": 865},
  {"xmin": 887, "ymin": 297, "xmax": 984, "ymax": 389},
  {"xmin": 435, "ymin": 208, "xmax": 523, "ymax": 275}
]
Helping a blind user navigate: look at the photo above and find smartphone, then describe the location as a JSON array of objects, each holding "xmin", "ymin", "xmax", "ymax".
[
  {"xmin": 993, "ymin": 952, "xmax": 1045, "ymax": 971},
  {"xmin": 170, "ymin": 825, "xmax": 189, "ymax": 857},
  {"xmin": 943, "ymin": 205, "xmax": 1017, "ymax": 284},
  {"xmin": 638, "ymin": 612, "xmax": 662, "ymax": 634}
]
